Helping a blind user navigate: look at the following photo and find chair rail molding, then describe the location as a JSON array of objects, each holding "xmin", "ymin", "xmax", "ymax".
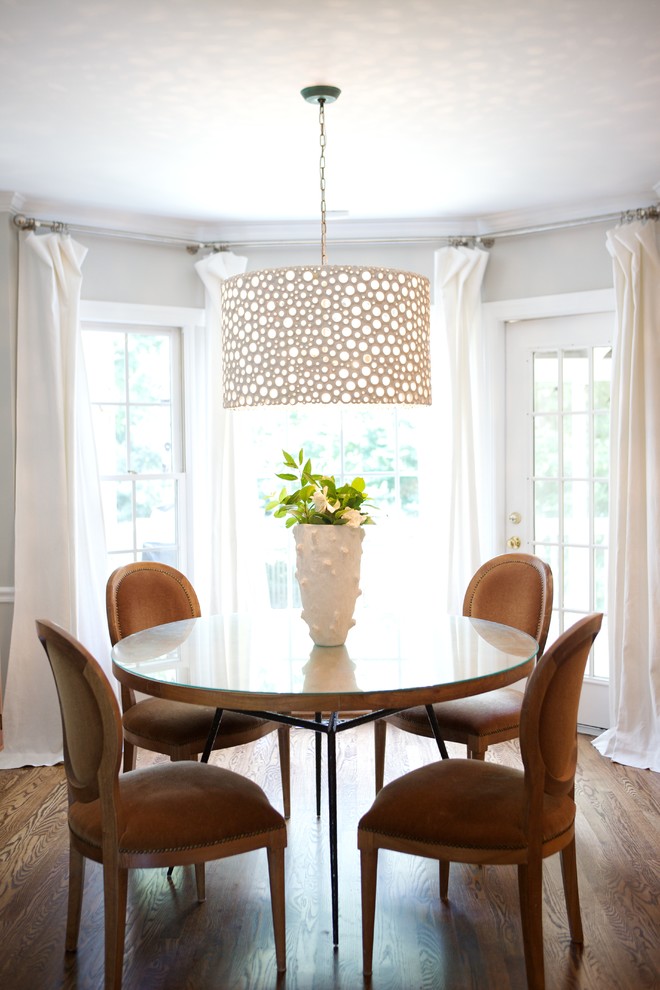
[{"xmin": 0, "ymin": 587, "xmax": 15, "ymax": 604}]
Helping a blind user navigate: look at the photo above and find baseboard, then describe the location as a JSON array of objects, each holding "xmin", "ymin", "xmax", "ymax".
[{"xmin": 578, "ymin": 723, "xmax": 604, "ymax": 737}]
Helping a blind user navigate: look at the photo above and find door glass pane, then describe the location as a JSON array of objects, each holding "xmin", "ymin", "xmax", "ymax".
[
  {"xmin": 563, "ymin": 480, "xmax": 590, "ymax": 544},
  {"xmin": 534, "ymin": 416, "xmax": 559, "ymax": 476},
  {"xmin": 562, "ymin": 349, "xmax": 589, "ymax": 412},
  {"xmin": 594, "ymin": 547, "xmax": 608, "ymax": 611},
  {"xmin": 563, "ymin": 481, "xmax": 590, "ymax": 543},
  {"xmin": 594, "ymin": 412, "xmax": 610, "ymax": 477},
  {"xmin": 563, "ymin": 548, "xmax": 591, "ymax": 612},
  {"xmin": 534, "ymin": 481, "xmax": 559, "ymax": 543},
  {"xmin": 593, "ymin": 347, "xmax": 612, "ymax": 409},
  {"xmin": 533, "ymin": 352, "xmax": 558, "ymax": 412},
  {"xmin": 594, "ymin": 481, "xmax": 608, "ymax": 545},
  {"xmin": 563, "ymin": 413, "xmax": 589, "ymax": 477}
]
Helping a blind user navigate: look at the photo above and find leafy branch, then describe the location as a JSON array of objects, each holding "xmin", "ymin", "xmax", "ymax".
[{"xmin": 265, "ymin": 448, "xmax": 375, "ymax": 528}]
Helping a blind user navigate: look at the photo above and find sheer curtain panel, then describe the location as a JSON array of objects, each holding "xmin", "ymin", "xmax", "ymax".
[
  {"xmin": 434, "ymin": 246, "xmax": 490, "ymax": 611},
  {"xmin": 593, "ymin": 220, "xmax": 660, "ymax": 772},
  {"xmin": 0, "ymin": 233, "xmax": 108, "ymax": 768},
  {"xmin": 194, "ymin": 251, "xmax": 270, "ymax": 613}
]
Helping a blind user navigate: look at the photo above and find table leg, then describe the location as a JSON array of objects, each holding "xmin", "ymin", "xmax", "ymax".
[
  {"xmin": 425, "ymin": 704, "xmax": 450, "ymax": 760},
  {"xmin": 315, "ymin": 711, "xmax": 322, "ymax": 817},
  {"xmin": 201, "ymin": 708, "xmax": 224, "ymax": 763},
  {"xmin": 327, "ymin": 712, "xmax": 340, "ymax": 946}
]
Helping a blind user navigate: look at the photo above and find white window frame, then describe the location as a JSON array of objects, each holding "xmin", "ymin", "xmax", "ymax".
[{"xmin": 80, "ymin": 300, "xmax": 205, "ymax": 579}]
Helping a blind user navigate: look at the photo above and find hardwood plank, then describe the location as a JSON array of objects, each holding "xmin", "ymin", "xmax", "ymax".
[{"xmin": 0, "ymin": 727, "xmax": 658, "ymax": 989}]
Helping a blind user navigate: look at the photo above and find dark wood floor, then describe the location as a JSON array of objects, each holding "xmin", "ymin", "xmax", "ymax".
[{"xmin": 1, "ymin": 724, "xmax": 658, "ymax": 990}]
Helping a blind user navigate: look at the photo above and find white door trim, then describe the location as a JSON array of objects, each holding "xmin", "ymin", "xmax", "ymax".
[{"xmin": 481, "ymin": 289, "xmax": 615, "ymax": 552}]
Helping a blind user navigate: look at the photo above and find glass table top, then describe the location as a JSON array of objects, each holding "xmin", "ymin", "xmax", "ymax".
[{"xmin": 111, "ymin": 608, "xmax": 538, "ymax": 712}]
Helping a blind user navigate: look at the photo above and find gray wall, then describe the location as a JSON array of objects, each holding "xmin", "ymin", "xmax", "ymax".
[{"xmin": 0, "ymin": 211, "xmax": 615, "ymax": 690}]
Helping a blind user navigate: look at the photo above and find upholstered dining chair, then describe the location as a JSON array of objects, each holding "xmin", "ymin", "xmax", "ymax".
[
  {"xmin": 374, "ymin": 552, "xmax": 553, "ymax": 791},
  {"xmin": 359, "ymin": 612, "xmax": 602, "ymax": 990},
  {"xmin": 37, "ymin": 619, "xmax": 287, "ymax": 989},
  {"xmin": 107, "ymin": 562, "xmax": 291, "ymax": 818}
]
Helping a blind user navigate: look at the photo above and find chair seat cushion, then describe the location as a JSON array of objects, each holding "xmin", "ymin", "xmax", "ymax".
[
  {"xmin": 390, "ymin": 687, "xmax": 524, "ymax": 738},
  {"xmin": 122, "ymin": 698, "xmax": 273, "ymax": 748},
  {"xmin": 69, "ymin": 761, "xmax": 286, "ymax": 855},
  {"xmin": 359, "ymin": 759, "xmax": 575, "ymax": 853}
]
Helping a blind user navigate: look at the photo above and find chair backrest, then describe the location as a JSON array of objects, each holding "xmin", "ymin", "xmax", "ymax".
[
  {"xmin": 520, "ymin": 613, "xmax": 602, "ymax": 804},
  {"xmin": 36, "ymin": 620, "xmax": 122, "ymax": 808},
  {"xmin": 106, "ymin": 561, "xmax": 201, "ymax": 646},
  {"xmin": 463, "ymin": 553, "xmax": 553, "ymax": 657}
]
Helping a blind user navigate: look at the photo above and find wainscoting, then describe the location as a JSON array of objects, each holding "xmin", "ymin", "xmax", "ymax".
[{"xmin": 1, "ymin": 724, "xmax": 657, "ymax": 989}]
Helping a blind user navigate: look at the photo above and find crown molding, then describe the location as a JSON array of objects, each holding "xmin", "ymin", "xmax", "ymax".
[
  {"xmin": 0, "ymin": 191, "xmax": 25, "ymax": 213},
  {"xmin": 3, "ymin": 188, "xmax": 657, "ymax": 247}
]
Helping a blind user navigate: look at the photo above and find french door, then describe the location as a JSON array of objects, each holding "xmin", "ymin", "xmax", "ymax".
[{"xmin": 505, "ymin": 310, "xmax": 613, "ymax": 729}]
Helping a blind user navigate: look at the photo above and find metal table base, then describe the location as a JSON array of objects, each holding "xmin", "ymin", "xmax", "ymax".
[{"xmin": 201, "ymin": 704, "xmax": 448, "ymax": 946}]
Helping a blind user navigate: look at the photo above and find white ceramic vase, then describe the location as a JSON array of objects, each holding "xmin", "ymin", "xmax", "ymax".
[{"xmin": 293, "ymin": 523, "xmax": 365, "ymax": 646}]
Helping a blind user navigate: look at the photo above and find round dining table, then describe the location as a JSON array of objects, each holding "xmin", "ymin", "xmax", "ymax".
[{"xmin": 112, "ymin": 607, "xmax": 538, "ymax": 946}]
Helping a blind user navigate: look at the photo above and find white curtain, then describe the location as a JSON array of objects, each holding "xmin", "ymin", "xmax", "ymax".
[
  {"xmin": 593, "ymin": 220, "xmax": 660, "ymax": 772},
  {"xmin": 193, "ymin": 251, "xmax": 270, "ymax": 613},
  {"xmin": 434, "ymin": 246, "xmax": 490, "ymax": 611},
  {"xmin": 0, "ymin": 233, "xmax": 108, "ymax": 768}
]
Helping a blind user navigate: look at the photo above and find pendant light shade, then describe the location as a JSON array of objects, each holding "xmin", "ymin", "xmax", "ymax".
[
  {"xmin": 221, "ymin": 263, "xmax": 430, "ymax": 407},
  {"xmin": 220, "ymin": 87, "xmax": 431, "ymax": 409}
]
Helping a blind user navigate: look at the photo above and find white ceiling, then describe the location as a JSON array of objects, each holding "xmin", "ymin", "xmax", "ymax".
[{"xmin": 1, "ymin": 0, "xmax": 659, "ymax": 240}]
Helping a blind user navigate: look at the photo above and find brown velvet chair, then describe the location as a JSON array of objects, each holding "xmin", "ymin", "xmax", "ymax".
[
  {"xmin": 375, "ymin": 553, "xmax": 553, "ymax": 791},
  {"xmin": 107, "ymin": 562, "xmax": 290, "ymax": 818},
  {"xmin": 359, "ymin": 613, "xmax": 602, "ymax": 990},
  {"xmin": 37, "ymin": 619, "xmax": 287, "ymax": 990}
]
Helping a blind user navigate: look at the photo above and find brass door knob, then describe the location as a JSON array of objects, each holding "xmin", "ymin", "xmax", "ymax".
[{"xmin": 507, "ymin": 536, "xmax": 522, "ymax": 549}]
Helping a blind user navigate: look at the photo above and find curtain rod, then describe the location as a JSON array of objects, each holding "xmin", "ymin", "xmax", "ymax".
[{"xmin": 12, "ymin": 204, "xmax": 659, "ymax": 253}]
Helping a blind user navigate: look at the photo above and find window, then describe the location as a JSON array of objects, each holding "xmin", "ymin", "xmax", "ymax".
[
  {"xmin": 81, "ymin": 303, "xmax": 200, "ymax": 574},
  {"xmin": 240, "ymin": 403, "xmax": 434, "ymax": 611}
]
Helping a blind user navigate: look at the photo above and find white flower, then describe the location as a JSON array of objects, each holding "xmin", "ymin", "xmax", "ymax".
[
  {"xmin": 311, "ymin": 486, "xmax": 337, "ymax": 514},
  {"xmin": 342, "ymin": 508, "xmax": 366, "ymax": 528}
]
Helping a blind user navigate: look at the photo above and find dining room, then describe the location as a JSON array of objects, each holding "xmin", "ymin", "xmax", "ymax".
[{"xmin": 1, "ymin": 2, "xmax": 660, "ymax": 988}]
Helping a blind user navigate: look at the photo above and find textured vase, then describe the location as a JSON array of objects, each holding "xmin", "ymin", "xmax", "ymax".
[{"xmin": 293, "ymin": 523, "xmax": 364, "ymax": 646}]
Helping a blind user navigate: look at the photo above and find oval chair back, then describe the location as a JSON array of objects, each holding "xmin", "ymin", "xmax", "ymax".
[
  {"xmin": 463, "ymin": 552, "xmax": 553, "ymax": 657},
  {"xmin": 106, "ymin": 561, "xmax": 201, "ymax": 646}
]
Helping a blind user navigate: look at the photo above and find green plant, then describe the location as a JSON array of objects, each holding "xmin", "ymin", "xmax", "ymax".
[{"xmin": 266, "ymin": 449, "xmax": 375, "ymax": 528}]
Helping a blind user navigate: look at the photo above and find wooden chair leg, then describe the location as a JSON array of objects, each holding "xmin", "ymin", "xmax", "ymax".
[
  {"xmin": 277, "ymin": 725, "xmax": 291, "ymax": 819},
  {"xmin": 467, "ymin": 737, "xmax": 487, "ymax": 760},
  {"xmin": 439, "ymin": 860, "xmax": 450, "ymax": 901},
  {"xmin": 266, "ymin": 846, "xmax": 287, "ymax": 973},
  {"xmin": 560, "ymin": 838, "xmax": 583, "ymax": 943},
  {"xmin": 194, "ymin": 864, "xmax": 206, "ymax": 902},
  {"xmin": 103, "ymin": 863, "xmax": 128, "ymax": 990},
  {"xmin": 517, "ymin": 860, "xmax": 545, "ymax": 990},
  {"xmin": 122, "ymin": 740, "xmax": 137, "ymax": 773},
  {"xmin": 360, "ymin": 847, "xmax": 379, "ymax": 976},
  {"xmin": 374, "ymin": 719, "xmax": 387, "ymax": 793},
  {"xmin": 65, "ymin": 843, "xmax": 85, "ymax": 951}
]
